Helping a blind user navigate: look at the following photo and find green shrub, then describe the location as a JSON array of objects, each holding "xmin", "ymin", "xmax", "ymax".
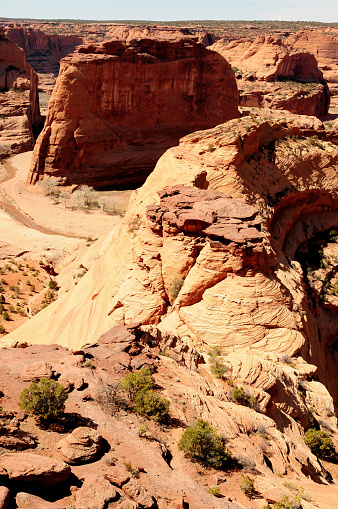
[
  {"xmin": 178, "ymin": 419, "xmax": 231, "ymax": 469},
  {"xmin": 48, "ymin": 280, "xmax": 58, "ymax": 289},
  {"xmin": 266, "ymin": 494, "xmax": 302, "ymax": 508},
  {"xmin": 230, "ymin": 386, "xmax": 257, "ymax": 409},
  {"xmin": 134, "ymin": 389, "xmax": 170, "ymax": 422},
  {"xmin": 239, "ymin": 475, "xmax": 255, "ymax": 498},
  {"xmin": 2, "ymin": 311, "xmax": 9, "ymax": 321},
  {"xmin": 206, "ymin": 486, "xmax": 221, "ymax": 497},
  {"xmin": 19, "ymin": 378, "xmax": 68, "ymax": 424},
  {"xmin": 208, "ymin": 347, "xmax": 230, "ymax": 379},
  {"xmin": 304, "ymin": 428, "xmax": 335, "ymax": 458},
  {"xmin": 120, "ymin": 368, "xmax": 154, "ymax": 401}
]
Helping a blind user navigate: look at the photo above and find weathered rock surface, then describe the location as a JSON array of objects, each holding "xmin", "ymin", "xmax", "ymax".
[
  {"xmin": 0, "ymin": 487, "xmax": 10, "ymax": 509},
  {"xmin": 28, "ymin": 37, "xmax": 239, "ymax": 188},
  {"xmin": 210, "ymin": 35, "xmax": 330, "ymax": 116},
  {"xmin": 0, "ymin": 30, "xmax": 40, "ymax": 158},
  {"xmin": 287, "ymin": 28, "xmax": 338, "ymax": 108},
  {"xmin": 0, "ymin": 452, "xmax": 71, "ymax": 485},
  {"xmin": 16, "ymin": 492, "xmax": 66, "ymax": 509},
  {"xmin": 75, "ymin": 474, "xmax": 117, "ymax": 509},
  {"xmin": 57, "ymin": 427, "xmax": 102, "ymax": 464},
  {"xmin": 5, "ymin": 26, "xmax": 83, "ymax": 92}
]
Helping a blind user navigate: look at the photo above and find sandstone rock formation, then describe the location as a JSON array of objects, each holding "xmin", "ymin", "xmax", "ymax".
[
  {"xmin": 5, "ymin": 25, "xmax": 83, "ymax": 77},
  {"xmin": 210, "ymin": 35, "xmax": 330, "ymax": 116},
  {"xmin": 0, "ymin": 30, "xmax": 40, "ymax": 158},
  {"xmin": 57, "ymin": 427, "xmax": 102, "ymax": 464},
  {"xmin": 0, "ymin": 453, "xmax": 71, "ymax": 485},
  {"xmin": 287, "ymin": 28, "xmax": 338, "ymax": 108},
  {"xmin": 3, "ymin": 110, "xmax": 338, "ymax": 505},
  {"xmin": 27, "ymin": 37, "xmax": 239, "ymax": 189}
]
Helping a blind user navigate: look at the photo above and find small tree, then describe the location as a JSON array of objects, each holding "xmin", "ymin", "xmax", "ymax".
[
  {"xmin": 134, "ymin": 389, "xmax": 170, "ymax": 422},
  {"xmin": 304, "ymin": 428, "xmax": 335, "ymax": 458},
  {"xmin": 178, "ymin": 419, "xmax": 231, "ymax": 469},
  {"xmin": 20, "ymin": 378, "xmax": 68, "ymax": 424},
  {"xmin": 72, "ymin": 185, "xmax": 95, "ymax": 209},
  {"xmin": 120, "ymin": 368, "xmax": 154, "ymax": 401}
]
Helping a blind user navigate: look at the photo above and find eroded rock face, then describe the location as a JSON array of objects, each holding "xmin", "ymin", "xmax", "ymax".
[
  {"xmin": 210, "ymin": 35, "xmax": 330, "ymax": 116},
  {"xmin": 28, "ymin": 37, "xmax": 239, "ymax": 189},
  {"xmin": 287, "ymin": 28, "xmax": 338, "ymax": 108},
  {"xmin": 5, "ymin": 26, "xmax": 83, "ymax": 77},
  {"xmin": 0, "ymin": 31, "xmax": 40, "ymax": 158},
  {"xmin": 0, "ymin": 453, "xmax": 71, "ymax": 486}
]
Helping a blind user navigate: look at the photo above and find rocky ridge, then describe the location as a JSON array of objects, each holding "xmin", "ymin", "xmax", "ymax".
[
  {"xmin": 0, "ymin": 30, "xmax": 41, "ymax": 158},
  {"xmin": 27, "ymin": 37, "xmax": 239, "ymax": 189}
]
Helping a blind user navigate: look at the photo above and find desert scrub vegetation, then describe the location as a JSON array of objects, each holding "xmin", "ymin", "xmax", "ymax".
[
  {"xmin": 168, "ymin": 276, "xmax": 184, "ymax": 301},
  {"xmin": 19, "ymin": 378, "xmax": 68, "ymax": 425},
  {"xmin": 264, "ymin": 493, "xmax": 302, "ymax": 508},
  {"xmin": 304, "ymin": 428, "xmax": 335, "ymax": 458},
  {"xmin": 207, "ymin": 346, "xmax": 230, "ymax": 379},
  {"xmin": 120, "ymin": 368, "xmax": 170, "ymax": 422},
  {"xmin": 229, "ymin": 385, "xmax": 258, "ymax": 409},
  {"xmin": 178, "ymin": 419, "xmax": 231, "ymax": 469},
  {"xmin": 239, "ymin": 474, "xmax": 255, "ymax": 498}
]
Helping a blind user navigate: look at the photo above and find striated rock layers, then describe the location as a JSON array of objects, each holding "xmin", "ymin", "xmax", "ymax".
[
  {"xmin": 5, "ymin": 25, "xmax": 83, "ymax": 93},
  {"xmin": 27, "ymin": 37, "xmax": 239, "ymax": 189},
  {"xmin": 5, "ymin": 26, "xmax": 83, "ymax": 75},
  {"xmin": 0, "ymin": 31, "xmax": 40, "ymax": 157},
  {"xmin": 5, "ymin": 111, "xmax": 338, "ymax": 496},
  {"xmin": 210, "ymin": 35, "xmax": 330, "ymax": 116},
  {"xmin": 287, "ymin": 28, "xmax": 338, "ymax": 108}
]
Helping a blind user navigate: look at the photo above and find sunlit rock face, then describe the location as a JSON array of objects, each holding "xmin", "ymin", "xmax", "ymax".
[{"xmin": 28, "ymin": 37, "xmax": 239, "ymax": 189}]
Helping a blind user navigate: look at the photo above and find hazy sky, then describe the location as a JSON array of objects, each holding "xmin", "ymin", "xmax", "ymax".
[{"xmin": 1, "ymin": 0, "xmax": 338, "ymax": 23}]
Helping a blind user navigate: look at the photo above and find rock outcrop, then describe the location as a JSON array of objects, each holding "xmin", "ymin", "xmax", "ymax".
[
  {"xmin": 0, "ymin": 30, "xmax": 40, "ymax": 158},
  {"xmin": 0, "ymin": 453, "xmax": 71, "ymax": 485},
  {"xmin": 287, "ymin": 28, "xmax": 338, "ymax": 108},
  {"xmin": 27, "ymin": 37, "xmax": 239, "ymax": 189},
  {"xmin": 210, "ymin": 35, "xmax": 330, "ymax": 116},
  {"xmin": 5, "ymin": 26, "xmax": 83, "ymax": 77},
  {"xmin": 57, "ymin": 427, "xmax": 102, "ymax": 464}
]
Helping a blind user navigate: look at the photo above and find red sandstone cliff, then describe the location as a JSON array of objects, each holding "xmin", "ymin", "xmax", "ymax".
[
  {"xmin": 211, "ymin": 35, "xmax": 330, "ymax": 116},
  {"xmin": 287, "ymin": 28, "xmax": 338, "ymax": 108},
  {"xmin": 4, "ymin": 25, "xmax": 83, "ymax": 93},
  {"xmin": 28, "ymin": 37, "xmax": 239, "ymax": 189},
  {"xmin": 0, "ymin": 31, "xmax": 40, "ymax": 157}
]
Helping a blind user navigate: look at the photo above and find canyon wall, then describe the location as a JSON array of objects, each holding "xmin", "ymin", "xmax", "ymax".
[
  {"xmin": 210, "ymin": 35, "xmax": 330, "ymax": 116},
  {"xmin": 0, "ymin": 31, "xmax": 40, "ymax": 157},
  {"xmin": 27, "ymin": 37, "xmax": 239, "ymax": 189},
  {"xmin": 288, "ymin": 28, "xmax": 338, "ymax": 108}
]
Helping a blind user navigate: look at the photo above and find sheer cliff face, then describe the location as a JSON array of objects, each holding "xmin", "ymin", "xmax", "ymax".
[
  {"xmin": 287, "ymin": 28, "xmax": 338, "ymax": 107},
  {"xmin": 5, "ymin": 27, "xmax": 83, "ymax": 75},
  {"xmin": 0, "ymin": 33, "xmax": 40, "ymax": 157},
  {"xmin": 28, "ymin": 37, "xmax": 239, "ymax": 189}
]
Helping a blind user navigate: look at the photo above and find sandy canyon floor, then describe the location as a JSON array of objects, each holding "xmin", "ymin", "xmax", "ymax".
[{"xmin": 0, "ymin": 151, "xmax": 131, "ymax": 261}]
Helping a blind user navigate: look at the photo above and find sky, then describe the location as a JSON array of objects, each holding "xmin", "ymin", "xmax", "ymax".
[{"xmin": 1, "ymin": 0, "xmax": 338, "ymax": 23}]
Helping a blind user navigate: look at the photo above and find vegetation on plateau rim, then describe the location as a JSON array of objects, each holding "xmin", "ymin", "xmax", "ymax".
[{"xmin": 0, "ymin": 17, "xmax": 337, "ymax": 27}]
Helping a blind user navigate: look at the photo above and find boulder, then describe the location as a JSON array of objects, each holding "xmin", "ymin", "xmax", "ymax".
[
  {"xmin": 0, "ymin": 487, "xmax": 10, "ymax": 509},
  {"xmin": 75, "ymin": 474, "xmax": 117, "ymax": 509},
  {"xmin": 56, "ymin": 427, "xmax": 102, "ymax": 464},
  {"xmin": 122, "ymin": 479, "xmax": 156, "ymax": 508},
  {"xmin": 0, "ymin": 453, "xmax": 71, "ymax": 486},
  {"xmin": 20, "ymin": 361, "xmax": 53, "ymax": 381},
  {"xmin": 16, "ymin": 492, "xmax": 66, "ymax": 509}
]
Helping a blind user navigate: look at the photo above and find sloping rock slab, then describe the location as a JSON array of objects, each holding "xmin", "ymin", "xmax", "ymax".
[{"xmin": 0, "ymin": 453, "xmax": 70, "ymax": 486}]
